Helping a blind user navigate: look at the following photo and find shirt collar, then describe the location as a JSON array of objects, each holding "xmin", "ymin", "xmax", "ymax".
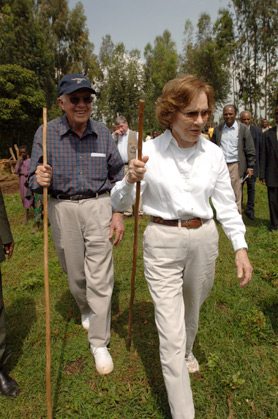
[
  {"xmin": 59, "ymin": 114, "xmax": 97, "ymax": 138},
  {"xmin": 163, "ymin": 129, "xmax": 205, "ymax": 153},
  {"xmin": 224, "ymin": 120, "xmax": 238, "ymax": 130}
]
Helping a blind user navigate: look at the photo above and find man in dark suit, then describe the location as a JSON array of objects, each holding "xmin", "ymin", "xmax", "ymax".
[
  {"xmin": 240, "ymin": 110, "xmax": 262, "ymax": 220},
  {"xmin": 259, "ymin": 106, "xmax": 278, "ymax": 231},
  {"xmin": 211, "ymin": 104, "xmax": 256, "ymax": 213},
  {"xmin": 0, "ymin": 187, "xmax": 20, "ymax": 396}
]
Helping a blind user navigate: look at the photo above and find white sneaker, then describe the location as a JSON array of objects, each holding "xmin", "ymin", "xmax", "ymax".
[
  {"xmin": 185, "ymin": 352, "xmax": 199, "ymax": 374},
  {"xmin": 81, "ymin": 312, "xmax": 91, "ymax": 330},
  {"xmin": 90, "ymin": 345, "xmax": 114, "ymax": 375}
]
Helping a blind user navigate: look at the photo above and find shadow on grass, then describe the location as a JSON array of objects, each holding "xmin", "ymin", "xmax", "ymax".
[
  {"xmin": 5, "ymin": 295, "xmax": 36, "ymax": 372},
  {"xmin": 115, "ymin": 302, "xmax": 171, "ymax": 419},
  {"xmin": 242, "ymin": 215, "xmax": 271, "ymax": 229},
  {"xmin": 53, "ymin": 290, "xmax": 82, "ymax": 418},
  {"xmin": 260, "ymin": 296, "xmax": 278, "ymax": 334},
  {"xmin": 55, "ymin": 289, "xmax": 81, "ymax": 326}
]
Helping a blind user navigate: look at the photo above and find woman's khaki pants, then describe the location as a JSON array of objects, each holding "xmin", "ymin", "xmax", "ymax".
[{"xmin": 143, "ymin": 219, "xmax": 219, "ymax": 419}]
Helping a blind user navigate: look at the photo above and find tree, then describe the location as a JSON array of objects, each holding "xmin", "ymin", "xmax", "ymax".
[
  {"xmin": 231, "ymin": 0, "xmax": 278, "ymax": 119},
  {"xmin": 0, "ymin": 64, "xmax": 45, "ymax": 155},
  {"xmin": 0, "ymin": 0, "xmax": 98, "ymax": 111},
  {"xmin": 143, "ymin": 30, "xmax": 178, "ymax": 131},
  {"xmin": 95, "ymin": 41, "xmax": 144, "ymax": 128},
  {"xmin": 180, "ymin": 11, "xmax": 234, "ymax": 109}
]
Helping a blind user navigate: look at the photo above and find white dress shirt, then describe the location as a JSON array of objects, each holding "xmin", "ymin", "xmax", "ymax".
[
  {"xmin": 220, "ymin": 120, "xmax": 239, "ymax": 163},
  {"xmin": 111, "ymin": 129, "xmax": 247, "ymax": 251},
  {"xmin": 113, "ymin": 129, "xmax": 129, "ymax": 163}
]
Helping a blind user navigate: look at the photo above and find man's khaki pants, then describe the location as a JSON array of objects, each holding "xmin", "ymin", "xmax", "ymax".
[
  {"xmin": 227, "ymin": 162, "xmax": 242, "ymax": 213},
  {"xmin": 143, "ymin": 219, "xmax": 219, "ymax": 419},
  {"xmin": 48, "ymin": 194, "xmax": 113, "ymax": 348}
]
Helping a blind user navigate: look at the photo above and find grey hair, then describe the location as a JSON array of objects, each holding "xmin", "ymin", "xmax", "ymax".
[{"xmin": 114, "ymin": 115, "xmax": 127, "ymax": 125}]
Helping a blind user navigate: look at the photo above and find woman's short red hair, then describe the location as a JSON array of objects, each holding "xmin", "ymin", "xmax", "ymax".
[{"xmin": 156, "ymin": 74, "xmax": 214, "ymax": 129}]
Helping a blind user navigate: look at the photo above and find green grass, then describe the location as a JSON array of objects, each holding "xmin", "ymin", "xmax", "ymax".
[{"xmin": 0, "ymin": 182, "xmax": 277, "ymax": 418}]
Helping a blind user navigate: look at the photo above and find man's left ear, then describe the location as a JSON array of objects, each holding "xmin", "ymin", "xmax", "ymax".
[{"xmin": 57, "ymin": 97, "xmax": 65, "ymax": 111}]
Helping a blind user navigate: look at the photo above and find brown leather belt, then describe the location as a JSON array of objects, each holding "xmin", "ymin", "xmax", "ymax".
[{"xmin": 151, "ymin": 216, "xmax": 209, "ymax": 228}]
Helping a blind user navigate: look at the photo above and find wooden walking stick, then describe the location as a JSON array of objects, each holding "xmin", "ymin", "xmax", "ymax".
[
  {"xmin": 127, "ymin": 99, "xmax": 144, "ymax": 348},
  {"xmin": 42, "ymin": 107, "xmax": 52, "ymax": 419}
]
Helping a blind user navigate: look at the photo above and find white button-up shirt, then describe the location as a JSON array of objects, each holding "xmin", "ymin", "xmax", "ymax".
[
  {"xmin": 220, "ymin": 121, "xmax": 239, "ymax": 163},
  {"xmin": 111, "ymin": 129, "xmax": 247, "ymax": 251}
]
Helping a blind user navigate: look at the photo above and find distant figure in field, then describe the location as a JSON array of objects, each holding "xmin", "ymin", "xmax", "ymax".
[
  {"xmin": 240, "ymin": 110, "xmax": 262, "ymax": 220},
  {"xmin": 211, "ymin": 105, "xmax": 256, "ymax": 213},
  {"xmin": 14, "ymin": 146, "xmax": 33, "ymax": 222},
  {"xmin": 259, "ymin": 106, "xmax": 278, "ymax": 231},
  {"xmin": 261, "ymin": 119, "xmax": 272, "ymax": 133},
  {"xmin": 152, "ymin": 130, "xmax": 160, "ymax": 139}
]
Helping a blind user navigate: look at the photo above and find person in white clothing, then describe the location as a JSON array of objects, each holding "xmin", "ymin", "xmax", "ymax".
[
  {"xmin": 111, "ymin": 75, "xmax": 253, "ymax": 419},
  {"xmin": 112, "ymin": 115, "xmax": 143, "ymax": 217}
]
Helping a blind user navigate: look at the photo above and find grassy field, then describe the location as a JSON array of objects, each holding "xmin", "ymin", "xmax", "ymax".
[{"xmin": 0, "ymin": 182, "xmax": 277, "ymax": 418}]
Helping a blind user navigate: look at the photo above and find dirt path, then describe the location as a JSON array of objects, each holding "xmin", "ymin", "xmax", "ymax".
[{"xmin": 0, "ymin": 175, "xmax": 20, "ymax": 194}]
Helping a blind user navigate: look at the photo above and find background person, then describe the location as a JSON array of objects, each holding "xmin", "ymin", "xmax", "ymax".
[
  {"xmin": 112, "ymin": 115, "xmax": 143, "ymax": 218},
  {"xmin": 31, "ymin": 193, "xmax": 43, "ymax": 234},
  {"xmin": 0, "ymin": 187, "xmax": 20, "ymax": 397},
  {"xmin": 259, "ymin": 106, "xmax": 278, "ymax": 231},
  {"xmin": 29, "ymin": 74, "xmax": 124, "ymax": 375},
  {"xmin": 14, "ymin": 146, "xmax": 34, "ymax": 222},
  {"xmin": 211, "ymin": 105, "xmax": 256, "ymax": 213},
  {"xmin": 240, "ymin": 110, "xmax": 262, "ymax": 220},
  {"xmin": 111, "ymin": 75, "xmax": 253, "ymax": 419}
]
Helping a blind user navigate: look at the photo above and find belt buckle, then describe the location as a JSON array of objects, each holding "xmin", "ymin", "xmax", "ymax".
[{"xmin": 70, "ymin": 194, "xmax": 82, "ymax": 200}]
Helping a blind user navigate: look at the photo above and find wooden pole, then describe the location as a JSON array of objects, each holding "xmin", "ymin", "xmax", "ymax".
[
  {"xmin": 42, "ymin": 107, "xmax": 52, "ymax": 419},
  {"xmin": 127, "ymin": 99, "xmax": 144, "ymax": 348}
]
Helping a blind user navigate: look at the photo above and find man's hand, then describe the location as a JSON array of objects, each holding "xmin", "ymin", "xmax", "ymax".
[
  {"xmin": 4, "ymin": 242, "xmax": 14, "ymax": 259},
  {"xmin": 126, "ymin": 156, "xmax": 149, "ymax": 184},
  {"xmin": 246, "ymin": 168, "xmax": 253, "ymax": 178},
  {"xmin": 259, "ymin": 178, "xmax": 266, "ymax": 185},
  {"xmin": 36, "ymin": 164, "xmax": 52, "ymax": 187},
  {"xmin": 235, "ymin": 249, "xmax": 253, "ymax": 288},
  {"xmin": 109, "ymin": 212, "xmax": 125, "ymax": 246},
  {"xmin": 113, "ymin": 127, "xmax": 124, "ymax": 137}
]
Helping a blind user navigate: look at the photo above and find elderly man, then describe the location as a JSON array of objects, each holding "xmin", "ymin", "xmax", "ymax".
[
  {"xmin": 0, "ymin": 188, "xmax": 20, "ymax": 397},
  {"xmin": 112, "ymin": 115, "xmax": 143, "ymax": 217},
  {"xmin": 29, "ymin": 74, "xmax": 124, "ymax": 375},
  {"xmin": 259, "ymin": 106, "xmax": 278, "ymax": 231},
  {"xmin": 240, "ymin": 110, "xmax": 262, "ymax": 220},
  {"xmin": 212, "ymin": 105, "xmax": 256, "ymax": 212}
]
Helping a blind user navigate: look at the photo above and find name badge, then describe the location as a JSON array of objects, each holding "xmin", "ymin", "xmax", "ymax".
[{"xmin": 91, "ymin": 153, "xmax": 106, "ymax": 157}]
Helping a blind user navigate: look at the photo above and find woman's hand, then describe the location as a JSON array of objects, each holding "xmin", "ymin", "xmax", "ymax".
[
  {"xmin": 126, "ymin": 156, "xmax": 149, "ymax": 184},
  {"xmin": 235, "ymin": 249, "xmax": 253, "ymax": 288}
]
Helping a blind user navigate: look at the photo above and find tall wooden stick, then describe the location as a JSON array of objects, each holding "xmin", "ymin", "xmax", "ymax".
[
  {"xmin": 127, "ymin": 99, "xmax": 144, "ymax": 348},
  {"xmin": 43, "ymin": 107, "xmax": 52, "ymax": 419}
]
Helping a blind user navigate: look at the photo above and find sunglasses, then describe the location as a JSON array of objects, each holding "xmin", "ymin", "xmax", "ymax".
[
  {"xmin": 180, "ymin": 110, "xmax": 211, "ymax": 120},
  {"xmin": 69, "ymin": 96, "xmax": 93, "ymax": 105}
]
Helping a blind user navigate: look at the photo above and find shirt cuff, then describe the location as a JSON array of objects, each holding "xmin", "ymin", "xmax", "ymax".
[{"xmin": 231, "ymin": 234, "xmax": 248, "ymax": 252}]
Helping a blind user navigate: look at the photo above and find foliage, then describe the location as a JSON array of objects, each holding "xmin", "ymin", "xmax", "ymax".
[
  {"xmin": 144, "ymin": 30, "xmax": 178, "ymax": 132},
  {"xmin": 0, "ymin": 64, "xmax": 45, "ymax": 155},
  {"xmin": 0, "ymin": 0, "xmax": 97, "ymax": 153},
  {"xmin": 0, "ymin": 182, "xmax": 278, "ymax": 417},
  {"xmin": 180, "ymin": 11, "xmax": 234, "ymax": 109},
  {"xmin": 95, "ymin": 41, "xmax": 144, "ymax": 129},
  {"xmin": 231, "ymin": 0, "xmax": 278, "ymax": 120}
]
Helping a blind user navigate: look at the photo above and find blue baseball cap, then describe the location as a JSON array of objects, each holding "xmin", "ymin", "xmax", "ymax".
[{"xmin": 58, "ymin": 74, "xmax": 96, "ymax": 97}]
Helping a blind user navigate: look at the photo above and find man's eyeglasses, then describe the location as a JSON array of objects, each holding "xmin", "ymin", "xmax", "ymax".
[
  {"xmin": 69, "ymin": 96, "xmax": 93, "ymax": 105},
  {"xmin": 180, "ymin": 109, "xmax": 211, "ymax": 120}
]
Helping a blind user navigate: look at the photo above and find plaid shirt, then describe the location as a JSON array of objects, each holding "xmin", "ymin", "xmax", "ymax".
[{"xmin": 29, "ymin": 115, "xmax": 124, "ymax": 195}]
